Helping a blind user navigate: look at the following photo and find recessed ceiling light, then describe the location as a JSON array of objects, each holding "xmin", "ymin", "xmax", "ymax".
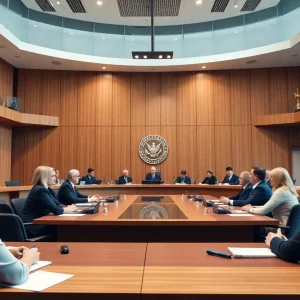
[
  {"xmin": 174, "ymin": 38, "xmax": 178, "ymax": 41},
  {"xmin": 167, "ymin": 55, "xmax": 171, "ymax": 59},
  {"xmin": 234, "ymin": 31, "xmax": 239, "ymax": 34},
  {"xmin": 102, "ymin": 66, "xmax": 106, "ymax": 70},
  {"xmin": 102, "ymin": 37, "xmax": 106, "ymax": 40},
  {"xmin": 196, "ymin": 0, "xmax": 202, "ymax": 4},
  {"xmin": 135, "ymin": 55, "xmax": 139, "ymax": 59},
  {"xmin": 70, "ymin": 32, "xmax": 74, "ymax": 35},
  {"xmin": 234, "ymin": 5, "xmax": 238, "ymax": 8},
  {"xmin": 159, "ymin": 55, "xmax": 163, "ymax": 59},
  {"xmin": 143, "ymin": 55, "xmax": 148, "ymax": 59},
  {"xmin": 97, "ymin": 1, "xmax": 103, "ymax": 5},
  {"xmin": 202, "ymin": 66, "xmax": 206, "ymax": 69},
  {"xmin": 57, "ymin": 1, "xmax": 61, "ymax": 4},
  {"xmin": 33, "ymin": 24, "xmax": 37, "ymax": 27}
]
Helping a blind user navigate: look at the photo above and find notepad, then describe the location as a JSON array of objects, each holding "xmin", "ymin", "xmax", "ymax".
[
  {"xmin": 232, "ymin": 210, "xmax": 249, "ymax": 214},
  {"xmin": 228, "ymin": 247, "xmax": 277, "ymax": 258},
  {"xmin": 30, "ymin": 261, "xmax": 52, "ymax": 272},
  {"xmin": 8, "ymin": 270, "xmax": 74, "ymax": 291},
  {"xmin": 59, "ymin": 214, "xmax": 85, "ymax": 217},
  {"xmin": 228, "ymin": 214, "xmax": 253, "ymax": 217},
  {"xmin": 75, "ymin": 203, "xmax": 95, "ymax": 207}
]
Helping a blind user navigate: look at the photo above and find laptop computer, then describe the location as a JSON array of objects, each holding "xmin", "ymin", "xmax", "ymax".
[
  {"xmin": 142, "ymin": 180, "xmax": 161, "ymax": 184},
  {"xmin": 71, "ymin": 201, "xmax": 100, "ymax": 214},
  {"xmin": 79, "ymin": 181, "xmax": 86, "ymax": 185}
]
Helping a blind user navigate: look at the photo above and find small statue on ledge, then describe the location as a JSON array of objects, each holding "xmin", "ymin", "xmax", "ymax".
[{"xmin": 294, "ymin": 88, "xmax": 300, "ymax": 112}]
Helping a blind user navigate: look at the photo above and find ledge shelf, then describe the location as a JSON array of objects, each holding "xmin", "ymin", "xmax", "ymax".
[{"xmin": 252, "ymin": 112, "xmax": 300, "ymax": 127}]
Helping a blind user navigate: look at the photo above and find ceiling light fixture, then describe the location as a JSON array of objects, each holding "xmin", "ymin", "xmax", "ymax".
[
  {"xmin": 33, "ymin": 24, "xmax": 37, "ymax": 27},
  {"xmin": 233, "ymin": 0, "xmax": 238, "ymax": 8},
  {"xmin": 57, "ymin": 1, "xmax": 61, "ymax": 4},
  {"xmin": 196, "ymin": 0, "xmax": 202, "ymax": 4},
  {"xmin": 97, "ymin": 1, "xmax": 103, "ymax": 5},
  {"xmin": 159, "ymin": 55, "xmax": 163, "ymax": 59},
  {"xmin": 70, "ymin": 32, "xmax": 74, "ymax": 35},
  {"xmin": 202, "ymin": 66, "xmax": 206, "ymax": 69},
  {"xmin": 132, "ymin": 0, "xmax": 173, "ymax": 59},
  {"xmin": 102, "ymin": 66, "xmax": 106, "ymax": 69}
]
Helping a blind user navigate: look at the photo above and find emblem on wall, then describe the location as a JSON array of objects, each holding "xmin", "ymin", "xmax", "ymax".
[
  {"xmin": 139, "ymin": 135, "xmax": 168, "ymax": 165},
  {"xmin": 139, "ymin": 203, "xmax": 169, "ymax": 219}
]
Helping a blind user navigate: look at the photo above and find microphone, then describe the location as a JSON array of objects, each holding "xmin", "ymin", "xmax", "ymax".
[{"xmin": 194, "ymin": 177, "xmax": 199, "ymax": 184}]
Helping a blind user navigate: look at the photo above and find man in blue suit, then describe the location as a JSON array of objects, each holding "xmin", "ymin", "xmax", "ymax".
[
  {"xmin": 175, "ymin": 170, "xmax": 191, "ymax": 184},
  {"xmin": 222, "ymin": 167, "xmax": 239, "ymax": 185},
  {"xmin": 119, "ymin": 170, "xmax": 132, "ymax": 184},
  {"xmin": 220, "ymin": 167, "xmax": 272, "ymax": 207},
  {"xmin": 58, "ymin": 169, "xmax": 99, "ymax": 206},
  {"xmin": 145, "ymin": 166, "xmax": 163, "ymax": 182},
  {"xmin": 81, "ymin": 168, "xmax": 97, "ymax": 185},
  {"xmin": 220, "ymin": 171, "xmax": 253, "ymax": 203}
]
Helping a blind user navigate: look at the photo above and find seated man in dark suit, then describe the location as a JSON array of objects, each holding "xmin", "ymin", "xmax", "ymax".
[
  {"xmin": 220, "ymin": 167, "xmax": 272, "ymax": 207},
  {"xmin": 220, "ymin": 171, "xmax": 253, "ymax": 203},
  {"xmin": 175, "ymin": 170, "xmax": 191, "ymax": 184},
  {"xmin": 80, "ymin": 168, "xmax": 97, "ymax": 185},
  {"xmin": 145, "ymin": 166, "xmax": 163, "ymax": 182},
  {"xmin": 119, "ymin": 169, "xmax": 132, "ymax": 184},
  {"xmin": 265, "ymin": 169, "xmax": 272, "ymax": 189},
  {"xmin": 266, "ymin": 228, "xmax": 300, "ymax": 263},
  {"xmin": 222, "ymin": 167, "xmax": 239, "ymax": 185},
  {"xmin": 200, "ymin": 170, "xmax": 217, "ymax": 185},
  {"xmin": 58, "ymin": 169, "xmax": 99, "ymax": 205}
]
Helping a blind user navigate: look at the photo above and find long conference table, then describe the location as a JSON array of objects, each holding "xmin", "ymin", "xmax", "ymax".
[
  {"xmin": 1, "ymin": 242, "xmax": 300, "ymax": 299},
  {"xmin": 33, "ymin": 194, "xmax": 278, "ymax": 242}
]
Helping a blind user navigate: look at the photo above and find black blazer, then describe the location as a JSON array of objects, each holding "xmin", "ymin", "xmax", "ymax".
[
  {"xmin": 80, "ymin": 175, "xmax": 97, "ymax": 185},
  {"xmin": 58, "ymin": 180, "xmax": 88, "ymax": 205},
  {"xmin": 21, "ymin": 184, "xmax": 64, "ymax": 223},
  {"xmin": 270, "ymin": 231, "xmax": 300, "ymax": 263},
  {"xmin": 119, "ymin": 176, "xmax": 132, "ymax": 184},
  {"xmin": 229, "ymin": 183, "xmax": 253, "ymax": 201},
  {"xmin": 201, "ymin": 176, "xmax": 217, "ymax": 185},
  {"xmin": 222, "ymin": 173, "xmax": 239, "ymax": 185},
  {"xmin": 231, "ymin": 181, "xmax": 272, "ymax": 207},
  {"xmin": 145, "ymin": 172, "xmax": 162, "ymax": 181},
  {"xmin": 175, "ymin": 176, "xmax": 191, "ymax": 184}
]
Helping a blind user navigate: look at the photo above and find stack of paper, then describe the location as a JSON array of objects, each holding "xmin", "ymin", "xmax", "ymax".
[{"xmin": 228, "ymin": 247, "xmax": 277, "ymax": 258}]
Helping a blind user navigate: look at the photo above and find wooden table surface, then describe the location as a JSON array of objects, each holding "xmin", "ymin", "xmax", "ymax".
[
  {"xmin": 0, "ymin": 242, "xmax": 146, "ymax": 300},
  {"xmin": 1, "ymin": 242, "xmax": 299, "ymax": 300},
  {"xmin": 142, "ymin": 243, "xmax": 300, "ymax": 299}
]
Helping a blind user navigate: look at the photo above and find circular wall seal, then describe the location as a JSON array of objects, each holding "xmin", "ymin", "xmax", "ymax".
[
  {"xmin": 139, "ymin": 135, "xmax": 168, "ymax": 165},
  {"xmin": 139, "ymin": 203, "xmax": 169, "ymax": 219}
]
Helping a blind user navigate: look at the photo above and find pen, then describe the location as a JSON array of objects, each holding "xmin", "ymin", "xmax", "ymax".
[
  {"xmin": 206, "ymin": 250, "xmax": 232, "ymax": 259},
  {"xmin": 18, "ymin": 244, "xmax": 36, "ymax": 259}
]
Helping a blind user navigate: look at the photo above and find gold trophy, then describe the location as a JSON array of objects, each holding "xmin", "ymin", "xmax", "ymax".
[{"xmin": 294, "ymin": 88, "xmax": 300, "ymax": 112}]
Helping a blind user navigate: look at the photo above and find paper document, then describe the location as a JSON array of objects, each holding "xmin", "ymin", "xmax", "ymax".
[
  {"xmin": 228, "ymin": 247, "xmax": 277, "ymax": 258},
  {"xmin": 59, "ymin": 214, "xmax": 85, "ymax": 217},
  {"xmin": 228, "ymin": 214, "xmax": 253, "ymax": 217},
  {"xmin": 232, "ymin": 210, "xmax": 249, "ymax": 214},
  {"xmin": 9, "ymin": 270, "xmax": 74, "ymax": 291},
  {"xmin": 217, "ymin": 204, "xmax": 229, "ymax": 207},
  {"xmin": 75, "ymin": 203, "xmax": 95, "ymax": 207},
  {"xmin": 30, "ymin": 261, "xmax": 52, "ymax": 272},
  {"xmin": 210, "ymin": 200, "xmax": 221, "ymax": 202}
]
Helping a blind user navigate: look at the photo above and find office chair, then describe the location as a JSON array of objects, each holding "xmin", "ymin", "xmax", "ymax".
[
  {"xmin": 0, "ymin": 213, "xmax": 51, "ymax": 242},
  {"xmin": 5, "ymin": 181, "xmax": 21, "ymax": 187},
  {"xmin": 11, "ymin": 198, "xmax": 27, "ymax": 217},
  {"xmin": 284, "ymin": 204, "xmax": 300, "ymax": 239},
  {"xmin": 0, "ymin": 201, "xmax": 14, "ymax": 214}
]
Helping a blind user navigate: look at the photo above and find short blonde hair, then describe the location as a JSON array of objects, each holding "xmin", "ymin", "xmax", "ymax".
[
  {"xmin": 270, "ymin": 167, "xmax": 298, "ymax": 196},
  {"xmin": 32, "ymin": 166, "xmax": 53, "ymax": 188},
  {"xmin": 240, "ymin": 171, "xmax": 251, "ymax": 182}
]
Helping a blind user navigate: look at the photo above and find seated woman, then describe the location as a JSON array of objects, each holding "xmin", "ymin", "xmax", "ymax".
[
  {"xmin": 21, "ymin": 166, "xmax": 76, "ymax": 238},
  {"xmin": 242, "ymin": 167, "xmax": 298, "ymax": 226},
  {"xmin": 0, "ymin": 239, "xmax": 40, "ymax": 285},
  {"xmin": 265, "ymin": 229, "xmax": 300, "ymax": 263},
  {"xmin": 200, "ymin": 170, "xmax": 217, "ymax": 185}
]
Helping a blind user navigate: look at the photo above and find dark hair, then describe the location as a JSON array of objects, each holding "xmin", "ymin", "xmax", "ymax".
[
  {"xmin": 88, "ymin": 168, "xmax": 94, "ymax": 173},
  {"xmin": 225, "ymin": 167, "xmax": 233, "ymax": 171},
  {"xmin": 181, "ymin": 170, "xmax": 187, "ymax": 175},
  {"xmin": 207, "ymin": 170, "xmax": 213, "ymax": 175},
  {"xmin": 252, "ymin": 167, "xmax": 266, "ymax": 181}
]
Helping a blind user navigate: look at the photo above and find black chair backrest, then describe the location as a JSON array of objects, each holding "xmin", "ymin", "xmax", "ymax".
[
  {"xmin": 115, "ymin": 179, "xmax": 119, "ymax": 184},
  {"xmin": 5, "ymin": 181, "xmax": 21, "ymax": 187},
  {"xmin": 0, "ymin": 201, "xmax": 14, "ymax": 214},
  {"xmin": 0, "ymin": 213, "xmax": 27, "ymax": 241},
  {"xmin": 286, "ymin": 204, "xmax": 300, "ymax": 239},
  {"xmin": 11, "ymin": 198, "xmax": 27, "ymax": 216}
]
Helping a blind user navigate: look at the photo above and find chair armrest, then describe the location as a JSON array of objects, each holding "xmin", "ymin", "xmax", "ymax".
[{"xmin": 26, "ymin": 234, "xmax": 52, "ymax": 242}]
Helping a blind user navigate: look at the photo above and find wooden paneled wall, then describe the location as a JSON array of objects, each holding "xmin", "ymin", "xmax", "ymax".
[
  {"xmin": 12, "ymin": 67, "xmax": 300, "ymax": 185},
  {"xmin": 0, "ymin": 58, "xmax": 13, "ymax": 185}
]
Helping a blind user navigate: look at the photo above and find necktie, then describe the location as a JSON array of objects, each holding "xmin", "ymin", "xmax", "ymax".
[
  {"xmin": 125, "ymin": 177, "xmax": 128, "ymax": 183},
  {"xmin": 73, "ymin": 186, "xmax": 76, "ymax": 195}
]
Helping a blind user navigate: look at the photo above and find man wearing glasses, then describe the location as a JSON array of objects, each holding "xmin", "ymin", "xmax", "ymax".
[{"xmin": 58, "ymin": 169, "xmax": 99, "ymax": 205}]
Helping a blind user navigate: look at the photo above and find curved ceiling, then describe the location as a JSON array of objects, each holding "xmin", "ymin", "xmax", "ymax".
[{"xmin": 21, "ymin": 0, "xmax": 280, "ymax": 26}]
